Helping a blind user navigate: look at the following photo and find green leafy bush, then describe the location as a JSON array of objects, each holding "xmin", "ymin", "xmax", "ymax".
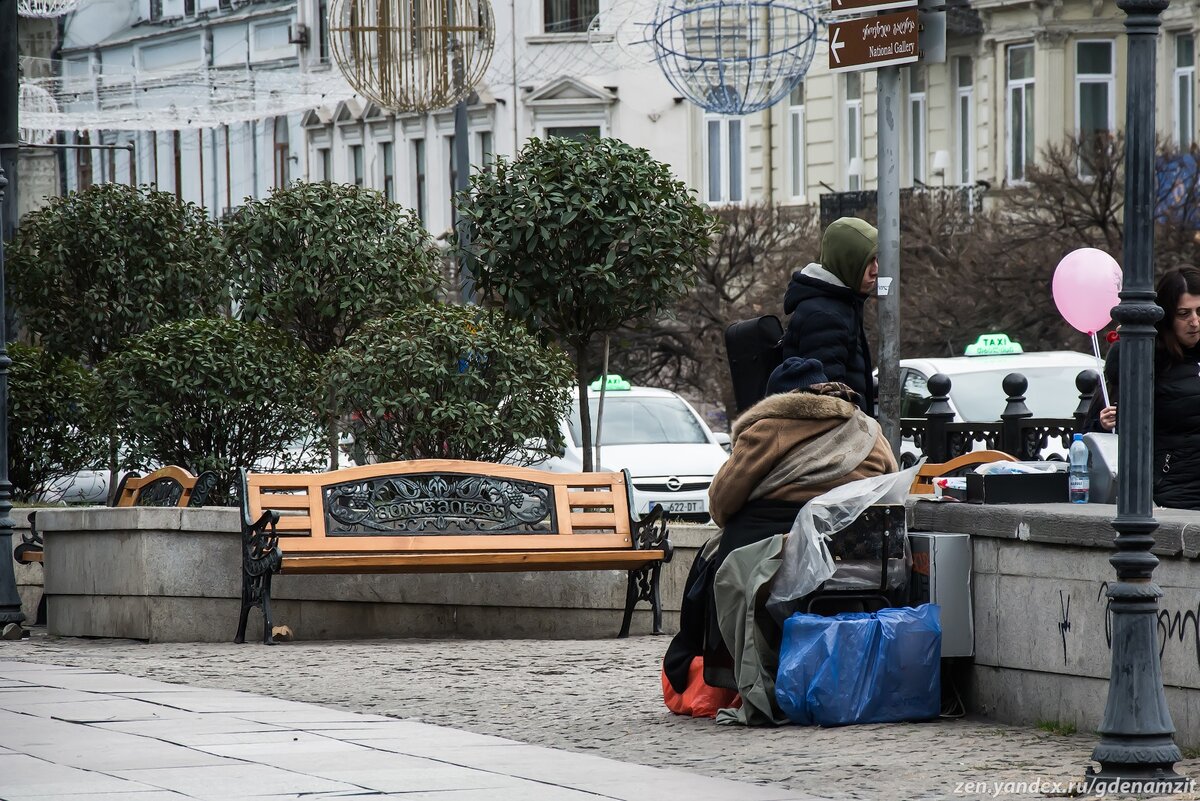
[
  {"xmin": 8, "ymin": 343, "xmax": 105, "ymax": 503},
  {"xmin": 457, "ymin": 136, "xmax": 716, "ymax": 469},
  {"xmin": 9, "ymin": 183, "xmax": 226, "ymax": 366},
  {"xmin": 223, "ymin": 181, "xmax": 444, "ymax": 467},
  {"xmin": 98, "ymin": 319, "xmax": 324, "ymax": 504},
  {"xmin": 329, "ymin": 304, "xmax": 574, "ymax": 464}
]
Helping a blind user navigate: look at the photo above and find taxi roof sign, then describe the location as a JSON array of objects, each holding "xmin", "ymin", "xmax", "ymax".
[
  {"xmin": 590, "ymin": 374, "xmax": 632, "ymax": 391},
  {"xmin": 965, "ymin": 333, "xmax": 1024, "ymax": 356}
]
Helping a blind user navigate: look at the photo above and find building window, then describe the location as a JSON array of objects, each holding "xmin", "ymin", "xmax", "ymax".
[
  {"xmin": 149, "ymin": 0, "xmax": 162, "ymax": 21},
  {"xmin": 544, "ymin": 0, "xmax": 598, "ymax": 33},
  {"xmin": 545, "ymin": 125, "xmax": 600, "ymax": 140},
  {"xmin": 75, "ymin": 131, "xmax": 93, "ymax": 190},
  {"xmin": 1076, "ymin": 41, "xmax": 1114, "ymax": 177},
  {"xmin": 788, "ymin": 82, "xmax": 805, "ymax": 199},
  {"xmin": 318, "ymin": 0, "xmax": 330, "ymax": 62},
  {"xmin": 909, "ymin": 66, "xmax": 926, "ymax": 185},
  {"xmin": 173, "ymin": 130, "xmax": 182, "ymax": 201},
  {"xmin": 1006, "ymin": 44, "xmax": 1035, "ymax": 183},
  {"xmin": 1175, "ymin": 34, "xmax": 1195, "ymax": 149},
  {"xmin": 273, "ymin": 116, "xmax": 290, "ymax": 188},
  {"xmin": 704, "ymin": 115, "xmax": 745, "ymax": 204},
  {"xmin": 349, "ymin": 144, "xmax": 364, "ymax": 186},
  {"xmin": 478, "ymin": 130, "xmax": 494, "ymax": 170},
  {"xmin": 955, "ymin": 57, "xmax": 974, "ymax": 184},
  {"xmin": 381, "ymin": 141, "xmax": 395, "ymax": 200},
  {"xmin": 414, "ymin": 138, "xmax": 427, "ymax": 224},
  {"xmin": 183, "ymin": 0, "xmax": 195, "ymax": 15},
  {"xmin": 447, "ymin": 135, "xmax": 459, "ymax": 223},
  {"xmin": 844, "ymin": 72, "xmax": 863, "ymax": 191},
  {"xmin": 318, "ymin": 147, "xmax": 331, "ymax": 181}
]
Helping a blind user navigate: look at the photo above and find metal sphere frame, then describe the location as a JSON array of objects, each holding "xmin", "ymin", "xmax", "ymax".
[
  {"xmin": 651, "ymin": 0, "xmax": 820, "ymax": 115},
  {"xmin": 328, "ymin": 0, "xmax": 496, "ymax": 114},
  {"xmin": 18, "ymin": 82, "xmax": 58, "ymax": 145},
  {"xmin": 17, "ymin": 0, "xmax": 79, "ymax": 18}
]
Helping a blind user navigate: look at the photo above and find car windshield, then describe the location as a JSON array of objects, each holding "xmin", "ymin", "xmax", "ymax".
[
  {"xmin": 567, "ymin": 397, "xmax": 709, "ymax": 446},
  {"xmin": 946, "ymin": 366, "xmax": 1088, "ymax": 421}
]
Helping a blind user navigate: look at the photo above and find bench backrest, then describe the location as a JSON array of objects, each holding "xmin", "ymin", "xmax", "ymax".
[
  {"xmin": 115, "ymin": 465, "xmax": 218, "ymax": 508},
  {"xmin": 240, "ymin": 459, "xmax": 636, "ymax": 554}
]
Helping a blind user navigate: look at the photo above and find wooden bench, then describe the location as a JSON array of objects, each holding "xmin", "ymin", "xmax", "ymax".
[
  {"xmin": 14, "ymin": 465, "xmax": 218, "ymax": 565},
  {"xmin": 909, "ymin": 450, "xmax": 1017, "ymax": 495},
  {"xmin": 235, "ymin": 459, "xmax": 673, "ymax": 644}
]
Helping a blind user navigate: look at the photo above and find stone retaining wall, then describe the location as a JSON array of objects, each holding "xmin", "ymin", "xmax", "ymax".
[
  {"xmin": 28, "ymin": 506, "xmax": 713, "ymax": 643},
  {"xmin": 908, "ymin": 500, "xmax": 1200, "ymax": 746}
]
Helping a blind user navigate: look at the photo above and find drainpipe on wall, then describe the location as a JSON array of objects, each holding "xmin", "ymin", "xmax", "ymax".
[{"xmin": 763, "ymin": 106, "xmax": 773, "ymax": 201}]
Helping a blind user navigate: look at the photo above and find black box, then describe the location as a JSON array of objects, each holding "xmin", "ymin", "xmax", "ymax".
[{"xmin": 965, "ymin": 471, "xmax": 1070, "ymax": 504}]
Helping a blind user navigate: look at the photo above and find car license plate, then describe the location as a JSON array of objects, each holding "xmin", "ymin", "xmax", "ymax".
[{"xmin": 655, "ymin": 500, "xmax": 701, "ymax": 513}]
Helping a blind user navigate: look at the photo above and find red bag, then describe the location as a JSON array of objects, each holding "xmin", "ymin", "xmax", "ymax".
[{"xmin": 662, "ymin": 656, "xmax": 741, "ymax": 719}]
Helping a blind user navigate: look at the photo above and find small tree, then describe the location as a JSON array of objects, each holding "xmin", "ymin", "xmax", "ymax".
[
  {"xmin": 98, "ymin": 319, "xmax": 324, "ymax": 504},
  {"xmin": 329, "ymin": 304, "xmax": 574, "ymax": 464},
  {"xmin": 224, "ymin": 181, "xmax": 443, "ymax": 468},
  {"xmin": 458, "ymin": 136, "xmax": 716, "ymax": 470},
  {"xmin": 8, "ymin": 343, "xmax": 105, "ymax": 503},
  {"xmin": 9, "ymin": 183, "xmax": 226, "ymax": 366}
]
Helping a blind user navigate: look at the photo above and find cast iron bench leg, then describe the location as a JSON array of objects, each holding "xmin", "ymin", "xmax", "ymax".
[{"xmin": 618, "ymin": 563, "xmax": 665, "ymax": 638}]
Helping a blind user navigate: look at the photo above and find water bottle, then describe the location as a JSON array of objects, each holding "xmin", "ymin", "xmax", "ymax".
[{"xmin": 1069, "ymin": 433, "xmax": 1090, "ymax": 504}]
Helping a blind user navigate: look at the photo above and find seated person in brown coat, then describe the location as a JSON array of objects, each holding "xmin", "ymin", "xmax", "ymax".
[{"xmin": 664, "ymin": 357, "xmax": 896, "ymax": 699}]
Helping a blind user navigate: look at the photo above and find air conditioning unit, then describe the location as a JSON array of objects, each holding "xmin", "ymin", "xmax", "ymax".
[{"xmin": 288, "ymin": 22, "xmax": 309, "ymax": 47}]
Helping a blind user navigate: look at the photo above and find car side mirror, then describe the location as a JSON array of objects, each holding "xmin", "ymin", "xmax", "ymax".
[{"xmin": 713, "ymin": 432, "xmax": 732, "ymax": 454}]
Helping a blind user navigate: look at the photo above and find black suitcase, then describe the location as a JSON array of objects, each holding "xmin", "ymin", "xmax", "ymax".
[{"xmin": 724, "ymin": 316, "xmax": 785, "ymax": 416}]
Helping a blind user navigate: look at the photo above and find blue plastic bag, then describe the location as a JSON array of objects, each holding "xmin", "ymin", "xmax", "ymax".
[{"xmin": 774, "ymin": 604, "xmax": 942, "ymax": 726}]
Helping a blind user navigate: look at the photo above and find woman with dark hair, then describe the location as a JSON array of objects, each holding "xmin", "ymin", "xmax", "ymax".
[{"xmin": 1091, "ymin": 266, "xmax": 1200, "ymax": 510}]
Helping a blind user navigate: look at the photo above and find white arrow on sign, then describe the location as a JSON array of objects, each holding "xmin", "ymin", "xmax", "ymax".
[{"xmin": 830, "ymin": 26, "xmax": 844, "ymax": 64}]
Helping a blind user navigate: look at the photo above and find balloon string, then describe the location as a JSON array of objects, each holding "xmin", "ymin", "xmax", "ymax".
[{"xmin": 1090, "ymin": 332, "xmax": 1111, "ymax": 408}]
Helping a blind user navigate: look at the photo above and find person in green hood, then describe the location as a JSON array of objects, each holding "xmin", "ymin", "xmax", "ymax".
[{"xmin": 779, "ymin": 217, "xmax": 879, "ymax": 416}]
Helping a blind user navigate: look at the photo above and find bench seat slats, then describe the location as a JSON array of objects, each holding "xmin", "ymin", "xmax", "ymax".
[
  {"xmin": 273, "ymin": 532, "xmax": 633, "ymax": 552},
  {"xmin": 280, "ymin": 549, "xmax": 666, "ymax": 574},
  {"xmin": 257, "ymin": 494, "xmax": 312, "ymax": 509}
]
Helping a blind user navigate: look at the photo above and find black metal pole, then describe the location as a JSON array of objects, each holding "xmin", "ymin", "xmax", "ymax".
[
  {"xmin": 0, "ymin": 0, "xmax": 24, "ymax": 631},
  {"xmin": 1086, "ymin": 0, "xmax": 1185, "ymax": 790}
]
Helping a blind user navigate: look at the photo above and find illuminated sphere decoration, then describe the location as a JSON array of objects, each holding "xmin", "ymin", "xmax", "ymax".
[
  {"xmin": 17, "ymin": 0, "xmax": 80, "ymax": 17},
  {"xmin": 651, "ymin": 0, "xmax": 820, "ymax": 115},
  {"xmin": 19, "ymin": 83, "xmax": 59, "ymax": 145},
  {"xmin": 329, "ymin": 0, "xmax": 496, "ymax": 113}
]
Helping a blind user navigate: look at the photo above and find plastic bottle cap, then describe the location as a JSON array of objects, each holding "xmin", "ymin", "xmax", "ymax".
[{"xmin": 1073, "ymin": 433, "xmax": 1084, "ymax": 441}]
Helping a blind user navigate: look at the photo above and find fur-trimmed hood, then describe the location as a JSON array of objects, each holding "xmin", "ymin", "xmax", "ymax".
[{"xmin": 731, "ymin": 391, "xmax": 858, "ymax": 446}]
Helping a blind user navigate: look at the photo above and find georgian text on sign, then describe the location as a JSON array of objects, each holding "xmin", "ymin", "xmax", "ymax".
[{"xmin": 828, "ymin": 10, "xmax": 921, "ymax": 73}]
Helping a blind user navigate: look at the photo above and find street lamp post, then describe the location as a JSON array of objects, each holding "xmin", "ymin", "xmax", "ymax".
[
  {"xmin": 0, "ymin": 165, "xmax": 24, "ymax": 632},
  {"xmin": 1086, "ymin": 0, "xmax": 1186, "ymax": 791}
]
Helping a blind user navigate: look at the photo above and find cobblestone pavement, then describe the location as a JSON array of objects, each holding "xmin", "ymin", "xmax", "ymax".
[{"xmin": 7, "ymin": 633, "xmax": 1200, "ymax": 800}]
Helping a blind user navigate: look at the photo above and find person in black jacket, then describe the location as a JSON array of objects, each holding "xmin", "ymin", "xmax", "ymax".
[
  {"xmin": 781, "ymin": 217, "xmax": 879, "ymax": 416},
  {"xmin": 1089, "ymin": 266, "xmax": 1200, "ymax": 510}
]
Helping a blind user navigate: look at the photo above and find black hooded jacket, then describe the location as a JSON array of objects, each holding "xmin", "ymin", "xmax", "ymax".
[
  {"xmin": 1085, "ymin": 340, "xmax": 1200, "ymax": 510},
  {"xmin": 781, "ymin": 269, "xmax": 874, "ymax": 416}
]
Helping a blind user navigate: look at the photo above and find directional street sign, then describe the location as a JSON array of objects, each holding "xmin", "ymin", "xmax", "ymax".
[
  {"xmin": 828, "ymin": 0, "xmax": 916, "ymax": 17},
  {"xmin": 827, "ymin": 10, "xmax": 921, "ymax": 73}
]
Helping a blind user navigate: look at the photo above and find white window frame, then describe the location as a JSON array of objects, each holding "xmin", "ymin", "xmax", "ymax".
[
  {"xmin": 844, "ymin": 73, "xmax": 864, "ymax": 191},
  {"xmin": 541, "ymin": 0, "xmax": 600, "ymax": 35},
  {"xmin": 1006, "ymin": 44, "xmax": 1036, "ymax": 184},
  {"xmin": 703, "ymin": 115, "xmax": 747, "ymax": 205},
  {"xmin": 1175, "ymin": 33, "xmax": 1195, "ymax": 149},
  {"xmin": 349, "ymin": 143, "xmax": 364, "ymax": 187},
  {"xmin": 955, "ymin": 57, "xmax": 975, "ymax": 185},
  {"xmin": 788, "ymin": 83, "xmax": 806, "ymax": 200},
  {"xmin": 908, "ymin": 67, "xmax": 927, "ymax": 185}
]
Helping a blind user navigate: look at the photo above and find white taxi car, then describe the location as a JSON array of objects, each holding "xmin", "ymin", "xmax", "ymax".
[
  {"xmin": 525, "ymin": 376, "xmax": 729, "ymax": 523},
  {"xmin": 897, "ymin": 333, "xmax": 1103, "ymax": 465}
]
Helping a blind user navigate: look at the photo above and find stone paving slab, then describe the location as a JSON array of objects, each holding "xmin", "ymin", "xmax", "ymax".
[
  {"xmin": 0, "ymin": 658, "xmax": 809, "ymax": 801},
  {"xmin": 8, "ymin": 635, "xmax": 1200, "ymax": 799}
]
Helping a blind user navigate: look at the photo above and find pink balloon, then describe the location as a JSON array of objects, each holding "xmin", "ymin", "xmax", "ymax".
[{"xmin": 1052, "ymin": 248, "xmax": 1123, "ymax": 334}]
